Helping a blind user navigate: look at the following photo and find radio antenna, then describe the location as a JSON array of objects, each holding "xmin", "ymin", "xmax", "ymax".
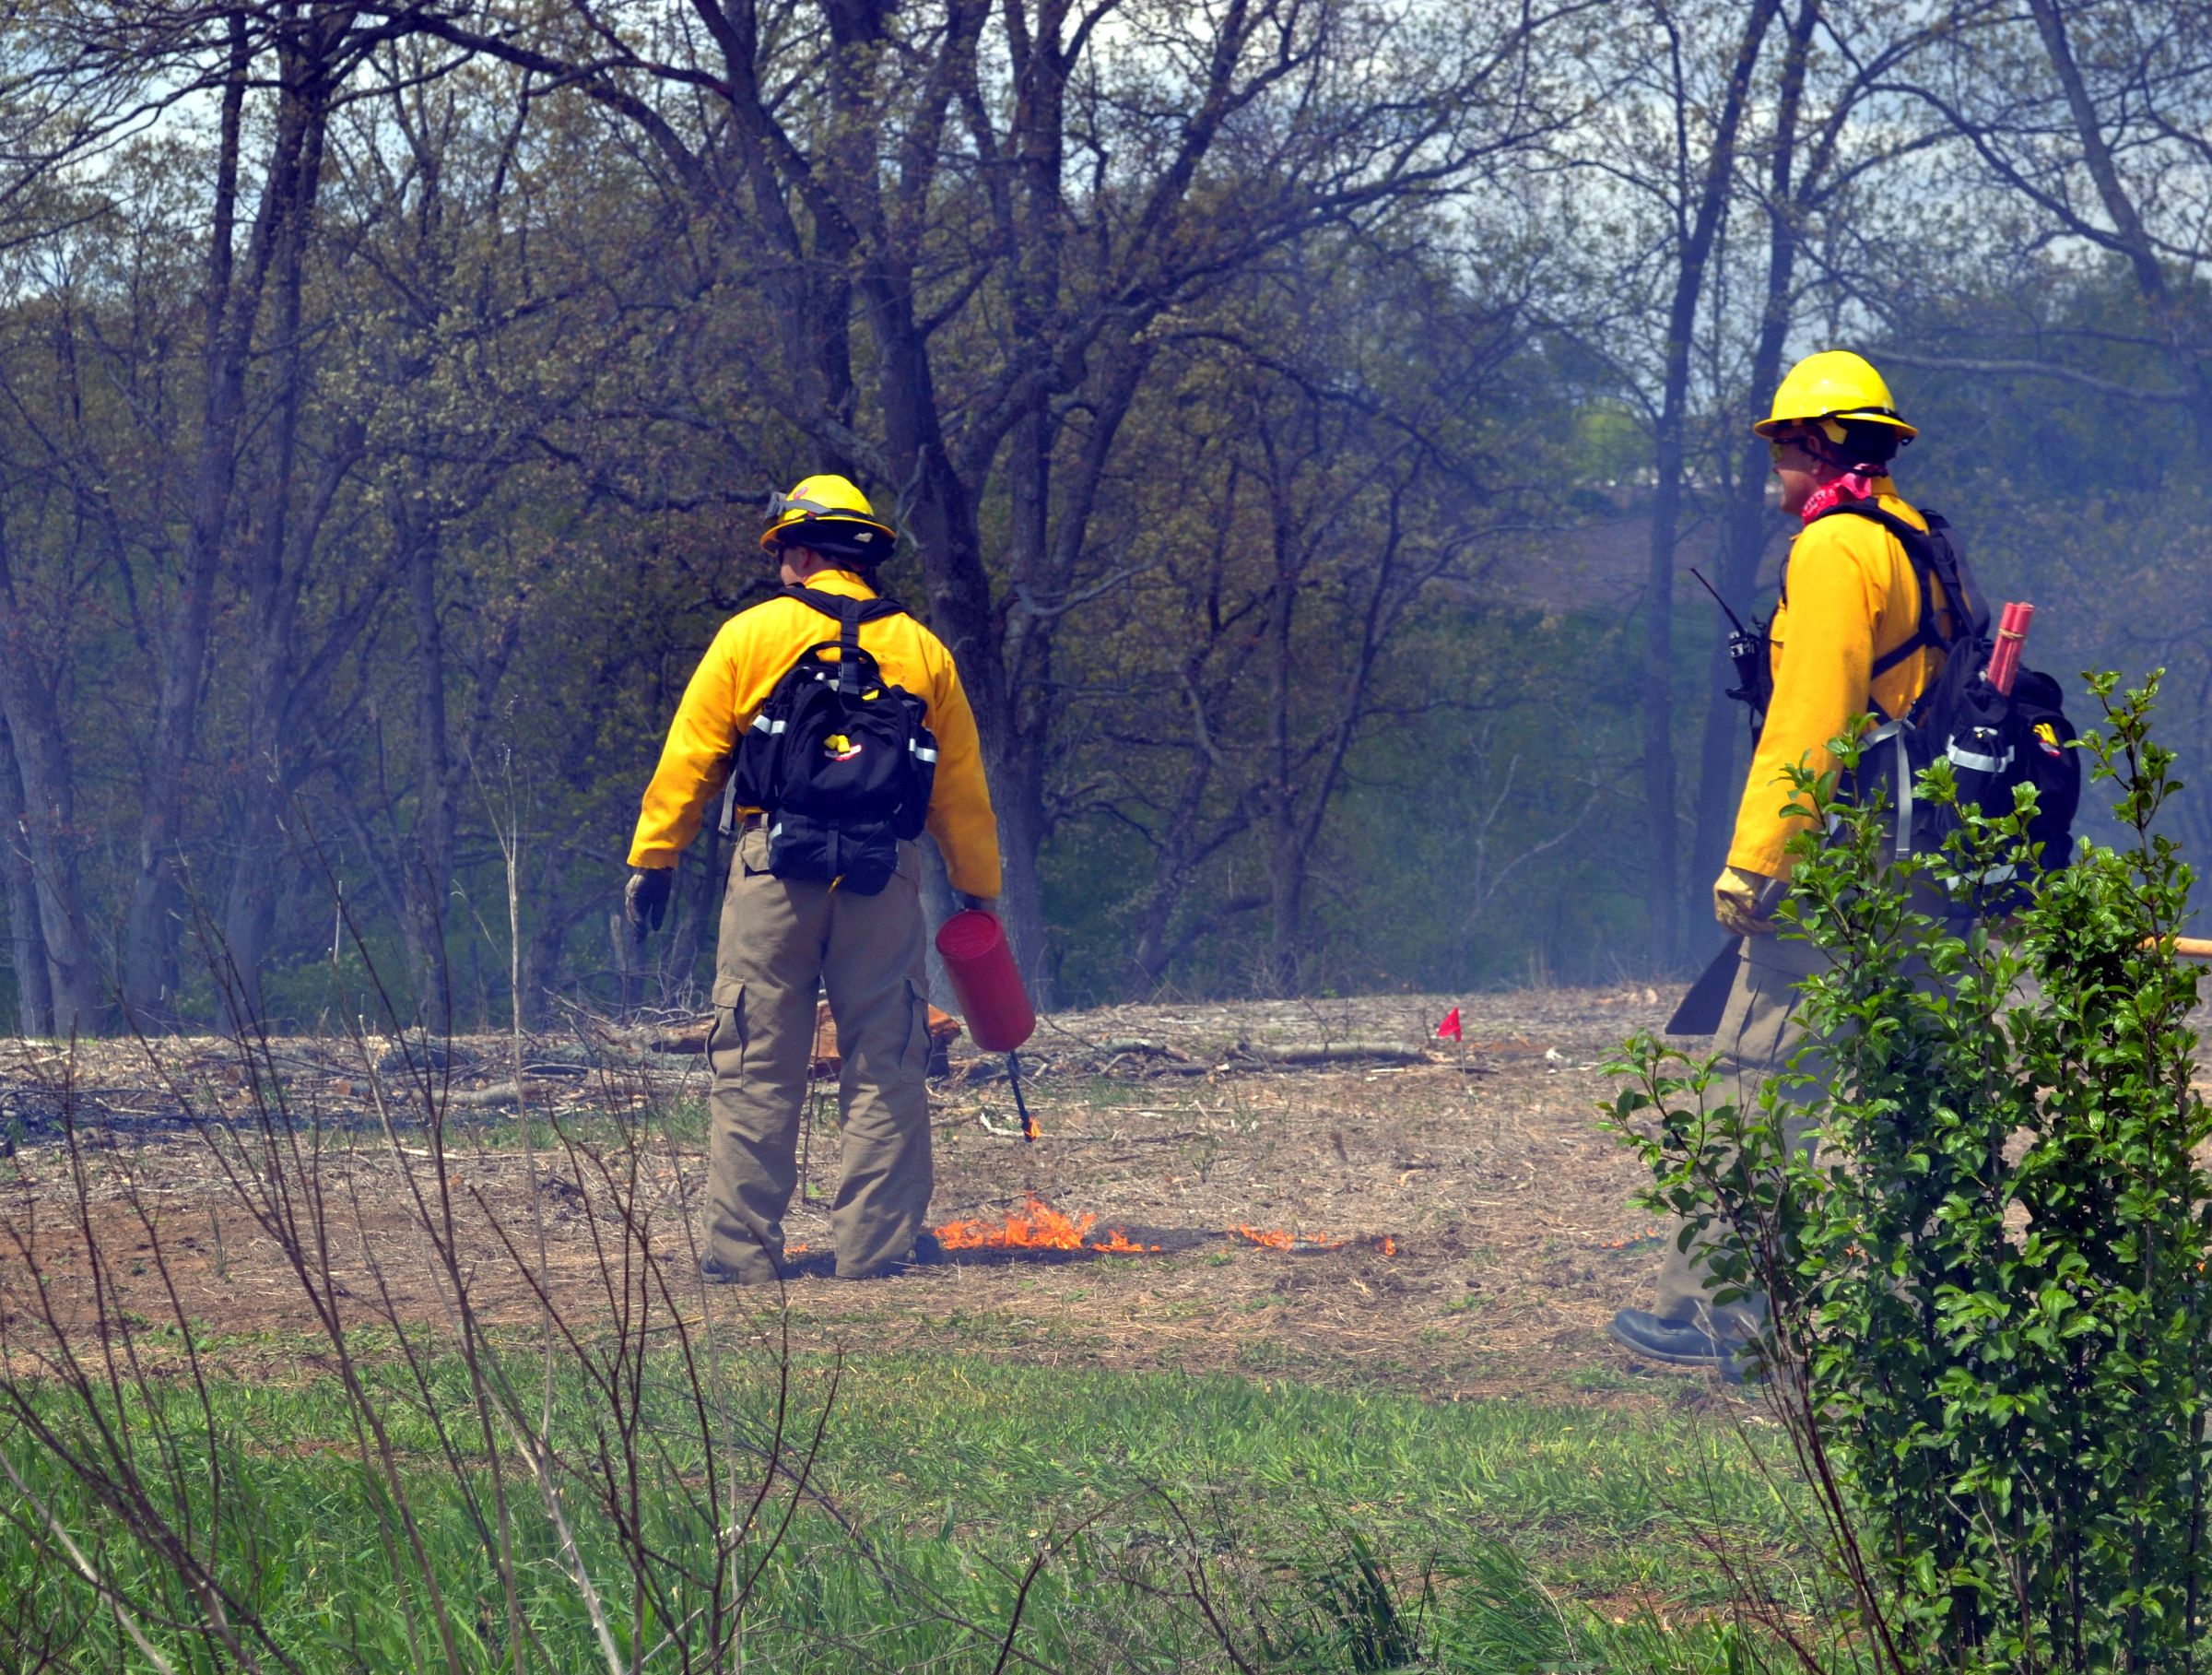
[{"xmin": 1688, "ymin": 567, "xmax": 1749, "ymax": 635}]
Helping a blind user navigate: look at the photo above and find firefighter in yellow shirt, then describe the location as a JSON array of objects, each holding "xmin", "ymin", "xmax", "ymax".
[
  {"xmin": 625, "ymin": 475, "xmax": 1002, "ymax": 1283},
  {"xmin": 1611, "ymin": 351, "xmax": 1962, "ymax": 1372}
]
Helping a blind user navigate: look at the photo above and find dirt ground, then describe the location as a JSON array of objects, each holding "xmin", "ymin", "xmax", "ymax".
[{"xmin": 0, "ymin": 988, "xmax": 1724, "ymax": 1410}]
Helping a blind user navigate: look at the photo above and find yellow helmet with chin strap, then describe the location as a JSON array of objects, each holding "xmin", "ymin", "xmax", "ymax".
[
  {"xmin": 759, "ymin": 473, "xmax": 896, "ymax": 560},
  {"xmin": 1753, "ymin": 349, "xmax": 1918, "ymax": 445}
]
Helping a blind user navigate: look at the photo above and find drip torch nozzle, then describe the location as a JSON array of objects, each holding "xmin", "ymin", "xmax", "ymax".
[{"xmin": 1007, "ymin": 1050, "xmax": 1036, "ymax": 1143}]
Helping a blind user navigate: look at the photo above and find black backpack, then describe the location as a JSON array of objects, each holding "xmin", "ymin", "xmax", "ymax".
[
  {"xmin": 720, "ymin": 587, "xmax": 938, "ymax": 895},
  {"xmin": 1807, "ymin": 502, "xmax": 2079, "ymax": 893}
]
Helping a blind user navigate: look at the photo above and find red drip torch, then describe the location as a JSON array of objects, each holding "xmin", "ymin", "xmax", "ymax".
[
  {"xmin": 935, "ymin": 910, "xmax": 1039, "ymax": 1140},
  {"xmin": 1986, "ymin": 601, "xmax": 2033, "ymax": 695}
]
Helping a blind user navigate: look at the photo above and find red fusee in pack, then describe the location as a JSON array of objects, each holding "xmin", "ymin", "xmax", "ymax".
[{"xmin": 1985, "ymin": 601, "xmax": 2033, "ymax": 696}]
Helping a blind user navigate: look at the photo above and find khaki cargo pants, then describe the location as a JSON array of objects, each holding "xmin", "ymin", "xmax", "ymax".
[
  {"xmin": 1649, "ymin": 933, "xmax": 1829, "ymax": 1339},
  {"xmin": 1650, "ymin": 910, "xmax": 1988, "ymax": 1339},
  {"xmin": 703, "ymin": 820, "xmax": 935, "ymax": 1282}
]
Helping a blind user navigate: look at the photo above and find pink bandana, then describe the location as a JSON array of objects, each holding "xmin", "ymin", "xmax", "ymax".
[{"xmin": 1799, "ymin": 471, "xmax": 1882, "ymax": 523}]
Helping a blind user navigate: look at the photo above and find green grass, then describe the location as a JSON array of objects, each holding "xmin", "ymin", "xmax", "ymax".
[{"xmin": 1, "ymin": 1340, "xmax": 1797, "ymax": 1671}]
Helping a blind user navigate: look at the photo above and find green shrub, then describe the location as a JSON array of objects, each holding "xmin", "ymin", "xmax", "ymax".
[{"xmin": 1614, "ymin": 673, "xmax": 2212, "ymax": 1671}]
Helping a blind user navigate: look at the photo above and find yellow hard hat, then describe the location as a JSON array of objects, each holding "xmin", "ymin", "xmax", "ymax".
[
  {"xmin": 1753, "ymin": 350, "xmax": 1918, "ymax": 444},
  {"xmin": 759, "ymin": 473, "xmax": 896, "ymax": 558}
]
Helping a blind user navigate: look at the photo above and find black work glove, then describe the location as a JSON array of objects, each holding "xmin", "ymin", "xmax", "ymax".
[{"xmin": 625, "ymin": 867, "xmax": 673, "ymax": 932}]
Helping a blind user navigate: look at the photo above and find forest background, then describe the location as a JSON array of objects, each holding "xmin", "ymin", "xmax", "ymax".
[{"xmin": 0, "ymin": 0, "xmax": 2206, "ymax": 1036}]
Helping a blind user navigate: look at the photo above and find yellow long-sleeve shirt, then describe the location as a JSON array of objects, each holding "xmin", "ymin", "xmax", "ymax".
[
  {"xmin": 1728, "ymin": 482, "xmax": 1957, "ymax": 878},
  {"xmin": 627, "ymin": 570, "xmax": 1003, "ymax": 898}
]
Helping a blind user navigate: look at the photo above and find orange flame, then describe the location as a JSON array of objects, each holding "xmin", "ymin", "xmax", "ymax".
[
  {"xmin": 934, "ymin": 1195, "xmax": 1163, "ymax": 1253},
  {"xmin": 1089, "ymin": 1227, "xmax": 1166, "ymax": 1255},
  {"xmin": 934, "ymin": 1196, "xmax": 1382, "ymax": 1258},
  {"xmin": 1229, "ymin": 1224, "xmax": 1309, "ymax": 1251},
  {"xmin": 1229, "ymin": 1224, "xmax": 1349, "ymax": 1252},
  {"xmin": 1228, "ymin": 1226, "xmax": 1399, "ymax": 1256},
  {"xmin": 937, "ymin": 1195, "xmax": 1095, "ymax": 1250}
]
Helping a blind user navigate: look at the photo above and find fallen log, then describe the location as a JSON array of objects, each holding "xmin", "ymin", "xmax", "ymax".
[
  {"xmin": 649, "ymin": 1002, "xmax": 965, "ymax": 1077},
  {"xmin": 644, "ymin": 1020, "xmax": 712, "ymax": 1055},
  {"xmin": 1234, "ymin": 1040, "xmax": 1432, "ymax": 1068},
  {"xmin": 445, "ymin": 1080, "xmax": 562, "ymax": 1109}
]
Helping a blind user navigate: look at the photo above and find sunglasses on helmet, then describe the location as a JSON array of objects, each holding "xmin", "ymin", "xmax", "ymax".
[{"xmin": 766, "ymin": 490, "xmax": 839, "ymax": 522}]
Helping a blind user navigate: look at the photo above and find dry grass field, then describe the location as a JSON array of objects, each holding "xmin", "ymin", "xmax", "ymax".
[
  {"xmin": 0, "ymin": 988, "xmax": 1811, "ymax": 1671},
  {"xmin": 0, "ymin": 988, "xmax": 1698, "ymax": 1406}
]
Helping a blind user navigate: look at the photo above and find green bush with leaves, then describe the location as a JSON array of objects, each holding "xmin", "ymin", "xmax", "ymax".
[{"xmin": 1613, "ymin": 672, "xmax": 2212, "ymax": 1672}]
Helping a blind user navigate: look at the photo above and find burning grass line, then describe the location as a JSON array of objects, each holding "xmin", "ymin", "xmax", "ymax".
[{"xmin": 930, "ymin": 1194, "xmax": 1398, "ymax": 1260}]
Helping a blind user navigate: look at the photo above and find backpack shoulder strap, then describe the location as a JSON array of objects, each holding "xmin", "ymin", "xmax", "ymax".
[
  {"xmin": 782, "ymin": 585, "xmax": 905, "ymax": 624},
  {"xmin": 1808, "ymin": 501, "xmax": 1986, "ymax": 682},
  {"xmin": 1914, "ymin": 512, "xmax": 1990, "ymax": 640},
  {"xmin": 782, "ymin": 586, "xmax": 900, "ymax": 692}
]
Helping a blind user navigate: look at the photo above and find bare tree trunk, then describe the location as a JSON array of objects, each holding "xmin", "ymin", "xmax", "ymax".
[
  {"xmin": 919, "ymin": 838, "xmax": 960, "ymax": 1007},
  {"xmin": 998, "ymin": 415, "xmax": 1063, "ymax": 1003},
  {"xmin": 403, "ymin": 508, "xmax": 456, "ymax": 1032},
  {"xmin": 665, "ymin": 829, "xmax": 723, "ymax": 1003},
  {"xmin": 1124, "ymin": 507, "xmax": 1257, "ymax": 989},
  {"xmin": 1641, "ymin": 467, "xmax": 1685, "ymax": 967},
  {"xmin": 1127, "ymin": 752, "xmax": 1239, "ymax": 989},
  {"xmin": 2021, "ymin": 0, "xmax": 2212, "ymax": 454},
  {"xmin": 1008, "ymin": 336, "xmax": 1155, "ymax": 1000},
  {"xmin": 1642, "ymin": 0, "xmax": 1783, "ymax": 971},
  {"xmin": 220, "ymin": 18, "xmax": 339, "ymax": 1018},
  {"xmin": 0, "ymin": 716, "xmax": 53, "ymax": 1036},
  {"xmin": 124, "ymin": 16, "xmax": 255, "ymax": 1022},
  {"xmin": 524, "ymin": 891, "xmax": 596, "ymax": 1030},
  {"xmin": 989, "ymin": 0, "xmax": 1076, "ymax": 1003},
  {"xmin": 0, "ymin": 566, "xmax": 99, "ymax": 1033},
  {"xmin": 869, "ymin": 317, "xmax": 1062, "ymax": 996},
  {"xmin": 1259, "ymin": 418, "xmax": 1306, "ymax": 992},
  {"xmin": 1689, "ymin": 0, "xmax": 1817, "ymax": 911}
]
